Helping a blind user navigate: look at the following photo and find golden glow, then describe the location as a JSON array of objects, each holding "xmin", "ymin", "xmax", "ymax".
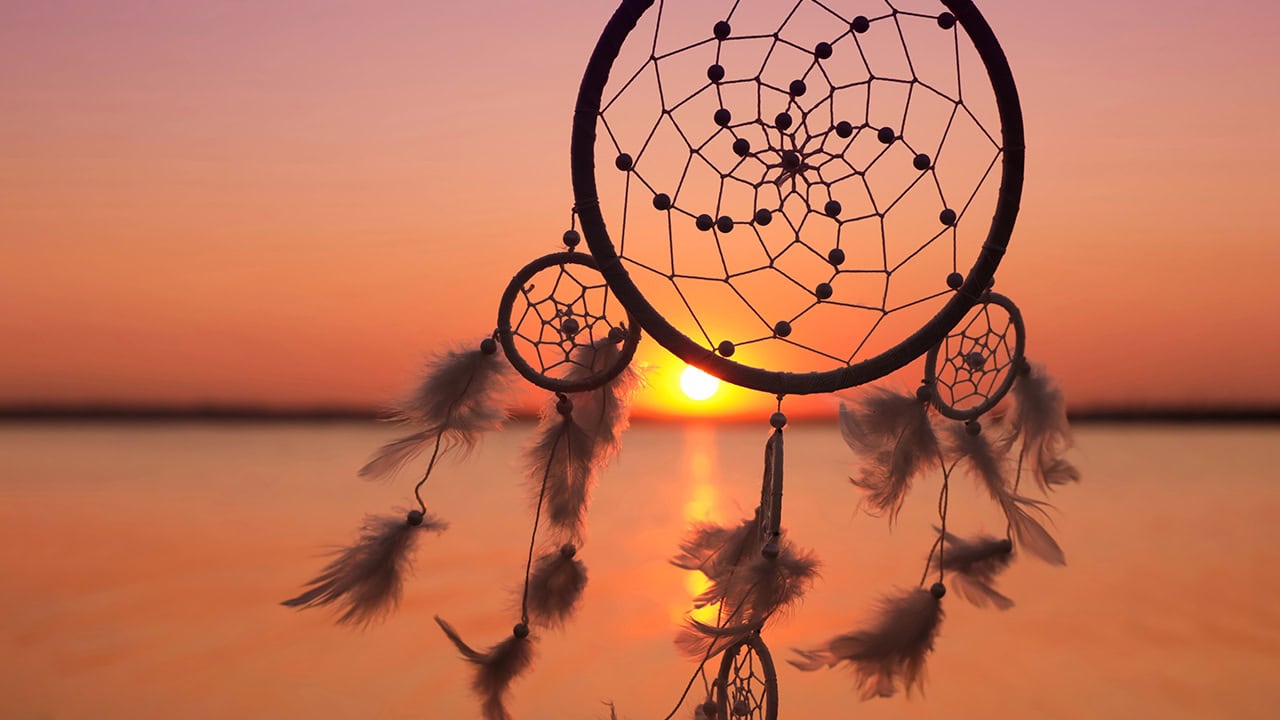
[
  {"xmin": 679, "ymin": 364, "xmax": 720, "ymax": 401},
  {"xmin": 673, "ymin": 424, "xmax": 722, "ymax": 625}
]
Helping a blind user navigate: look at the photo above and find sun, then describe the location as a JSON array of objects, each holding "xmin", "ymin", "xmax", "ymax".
[{"xmin": 679, "ymin": 364, "xmax": 721, "ymax": 401}]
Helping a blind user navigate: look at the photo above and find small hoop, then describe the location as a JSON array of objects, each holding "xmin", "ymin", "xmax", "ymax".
[
  {"xmin": 716, "ymin": 633, "xmax": 779, "ymax": 720},
  {"xmin": 923, "ymin": 291, "xmax": 1026, "ymax": 420},
  {"xmin": 497, "ymin": 252, "xmax": 641, "ymax": 393}
]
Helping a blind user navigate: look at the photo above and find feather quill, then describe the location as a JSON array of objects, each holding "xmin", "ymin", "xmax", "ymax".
[
  {"xmin": 1010, "ymin": 365, "xmax": 1076, "ymax": 492},
  {"xmin": 790, "ymin": 587, "xmax": 944, "ymax": 700},
  {"xmin": 839, "ymin": 390, "xmax": 940, "ymax": 521},
  {"xmin": 524, "ymin": 545, "xmax": 588, "ymax": 628},
  {"xmin": 360, "ymin": 346, "xmax": 512, "ymax": 479},
  {"xmin": 282, "ymin": 511, "xmax": 446, "ymax": 625},
  {"xmin": 435, "ymin": 617, "xmax": 536, "ymax": 720},
  {"xmin": 932, "ymin": 531, "xmax": 1015, "ymax": 609}
]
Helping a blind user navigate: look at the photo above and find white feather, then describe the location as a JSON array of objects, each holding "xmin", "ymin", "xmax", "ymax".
[
  {"xmin": 839, "ymin": 390, "xmax": 940, "ymax": 521},
  {"xmin": 360, "ymin": 346, "xmax": 512, "ymax": 479},
  {"xmin": 563, "ymin": 339, "xmax": 641, "ymax": 463},
  {"xmin": 282, "ymin": 511, "xmax": 445, "ymax": 625},
  {"xmin": 524, "ymin": 546, "xmax": 588, "ymax": 628},
  {"xmin": 435, "ymin": 617, "xmax": 536, "ymax": 720},
  {"xmin": 951, "ymin": 421, "xmax": 1066, "ymax": 565},
  {"xmin": 933, "ymin": 531, "xmax": 1015, "ymax": 610},
  {"xmin": 1011, "ymin": 365, "xmax": 1076, "ymax": 492},
  {"xmin": 790, "ymin": 587, "xmax": 944, "ymax": 700},
  {"xmin": 675, "ymin": 524, "xmax": 818, "ymax": 659}
]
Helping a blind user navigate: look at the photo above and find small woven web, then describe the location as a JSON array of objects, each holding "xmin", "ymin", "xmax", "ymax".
[
  {"xmin": 722, "ymin": 640, "xmax": 771, "ymax": 718},
  {"xmin": 933, "ymin": 299, "xmax": 1016, "ymax": 413},
  {"xmin": 510, "ymin": 260, "xmax": 627, "ymax": 382},
  {"xmin": 596, "ymin": 0, "xmax": 1003, "ymax": 374}
]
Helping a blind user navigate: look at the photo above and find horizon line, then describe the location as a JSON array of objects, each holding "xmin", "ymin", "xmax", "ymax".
[{"xmin": 1, "ymin": 403, "xmax": 1277, "ymax": 424}]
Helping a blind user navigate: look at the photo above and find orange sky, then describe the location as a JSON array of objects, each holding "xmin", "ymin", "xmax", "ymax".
[{"xmin": 2, "ymin": 0, "xmax": 1278, "ymax": 418}]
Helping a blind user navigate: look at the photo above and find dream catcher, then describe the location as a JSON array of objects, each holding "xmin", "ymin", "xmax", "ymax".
[{"xmin": 283, "ymin": 1, "xmax": 1080, "ymax": 718}]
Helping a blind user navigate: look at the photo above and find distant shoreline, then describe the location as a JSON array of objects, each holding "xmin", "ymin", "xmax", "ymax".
[{"xmin": 1, "ymin": 405, "xmax": 1277, "ymax": 424}]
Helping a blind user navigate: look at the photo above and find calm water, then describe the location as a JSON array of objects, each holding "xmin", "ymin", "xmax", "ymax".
[{"xmin": 2, "ymin": 421, "xmax": 1278, "ymax": 719}]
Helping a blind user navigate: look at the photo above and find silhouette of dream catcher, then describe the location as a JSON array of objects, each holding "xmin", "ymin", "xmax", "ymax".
[{"xmin": 283, "ymin": 1, "xmax": 1080, "ymax": 718}]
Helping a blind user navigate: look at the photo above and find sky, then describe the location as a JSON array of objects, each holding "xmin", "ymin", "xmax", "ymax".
[{"xmin": 2, "ymin": 0, "xmax": 1278, "ymax": 418}]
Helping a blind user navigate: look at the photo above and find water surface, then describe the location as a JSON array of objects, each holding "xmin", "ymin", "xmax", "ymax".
[{"xmin": 2, "ymin": 421, "xmax": 1277, "ymax": 718}]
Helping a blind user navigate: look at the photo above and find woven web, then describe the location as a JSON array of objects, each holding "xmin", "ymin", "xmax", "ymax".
[
  {"xmin": 509, "ymin": 260, "xmax": 627, "ymax": 382},
  {"xmin": 932, "ymin": 297, "xmax": 1017, "ymax": 414},
  {"xmin": 596, "ymin": 0, "xmax": 1003, "ymax": 374},
  {"xmin": 719, "ymin": 638, "xmax": 772, "ymax": 718}
]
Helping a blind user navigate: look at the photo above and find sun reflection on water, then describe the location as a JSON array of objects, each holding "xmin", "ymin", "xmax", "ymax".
[{"xmin": 676, "ymin": 423, "xmax": 724, "ymax": 626}]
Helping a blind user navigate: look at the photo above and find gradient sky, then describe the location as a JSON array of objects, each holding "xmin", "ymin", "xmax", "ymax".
[{"xmin": 2, "ymin": 0, "xmax": 1278, "ymax": 417}]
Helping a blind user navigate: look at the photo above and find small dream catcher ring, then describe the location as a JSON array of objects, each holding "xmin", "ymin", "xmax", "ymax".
[
  {"xmin": 496, "ymin": 251, "xmax": 641, "ymax": 393},
  {"xmin": 572, "ymin": 0, "xmax": 1027, "ymax": 395},
  {"xmin": 716, "ymin": 633, "xmax": 780, "ymax": 720},
  {"xmin": 923, "ymin": 290, "xmax": 1025, "ymax": 421}
]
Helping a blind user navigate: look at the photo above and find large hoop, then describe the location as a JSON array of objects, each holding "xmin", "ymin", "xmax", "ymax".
[{"xmin": 572, "ymin": 0, "xmax": 1025, "ymax": 395}]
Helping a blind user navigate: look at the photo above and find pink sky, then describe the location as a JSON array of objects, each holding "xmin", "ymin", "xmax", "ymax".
[{"xmin": 2, "ymin": 0, "xmax": 1278, "ymax": 417}]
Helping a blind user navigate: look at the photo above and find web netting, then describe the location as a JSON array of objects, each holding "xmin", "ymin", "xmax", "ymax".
[
  {"xmin": 497, "ymin": 252, "xmax": 637, "ymax": 392},
  {"xmin": 592, "ymin": 0, "xmax": 1007, "ymax": 379},
  {"xmin": 716, "ymin": 635, "xmax": 778, "ymax": 719},
  {"xmin": 924, "ymin": 291, "xmax": 1024, "ymax": 420}
]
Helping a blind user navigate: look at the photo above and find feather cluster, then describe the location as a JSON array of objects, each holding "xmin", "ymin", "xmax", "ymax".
[
  {"xmin": 933, "ymin": 531, "xmax": 1015, "ymax": 609},
  {"xmin": 839, "ymin": 389, "xmax": 940, "ymax": 521},
  {"xmin": 436, "ymin": 617, "xmax": 536, "ymax": 720},
  {"xmin": 670, "ymin": 514, "xmax": 763, "ymax": 604},
  {"xmin": 281, "ymin": 511, "xmax": 446, "ymax": 625},
  {"xmin": 360, "ymin": 346, "xmax": 512, "ymax": 479},
  {"xmin": 944, "ymin": 422, "xmax": 1065, "ymax": 566},
  {"xmin": 790, "ymin": 587, "xmax": 944, "ymax": 700},
  {"xmin": 674, "ymin": 519, "xmax": 819, "ymax": 659},
  {"xmin": 526, "ymin": 339, "xmax": 640, "ymax": 540},
  {"xmin": 524, "ymin": 545, "xmax": 588, "ymax": 628},
  {"xmin": 1011, "ymin": 365, "xmax": 1079, "ymax": 491}
]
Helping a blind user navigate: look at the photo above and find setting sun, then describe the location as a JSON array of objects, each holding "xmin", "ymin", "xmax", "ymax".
[{"xmin": 679, "ymin": 365, "xmax": 721, "ymax": 401}]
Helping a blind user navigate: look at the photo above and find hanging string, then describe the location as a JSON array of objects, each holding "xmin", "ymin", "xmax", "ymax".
[
  {"xmin": 920, "ymin": 451, "xmax": 959, "ymax": 587},
  {"xmin": 520, "ymin": 395, "xmax": 569, "ymax": 625},
  {"xmin": 412, "ymin": 433, "xmax": 446, "ymax": 513},
  {"xmin": 664, "ymin": 402, "xmax": 793, "ymax": 719}
]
